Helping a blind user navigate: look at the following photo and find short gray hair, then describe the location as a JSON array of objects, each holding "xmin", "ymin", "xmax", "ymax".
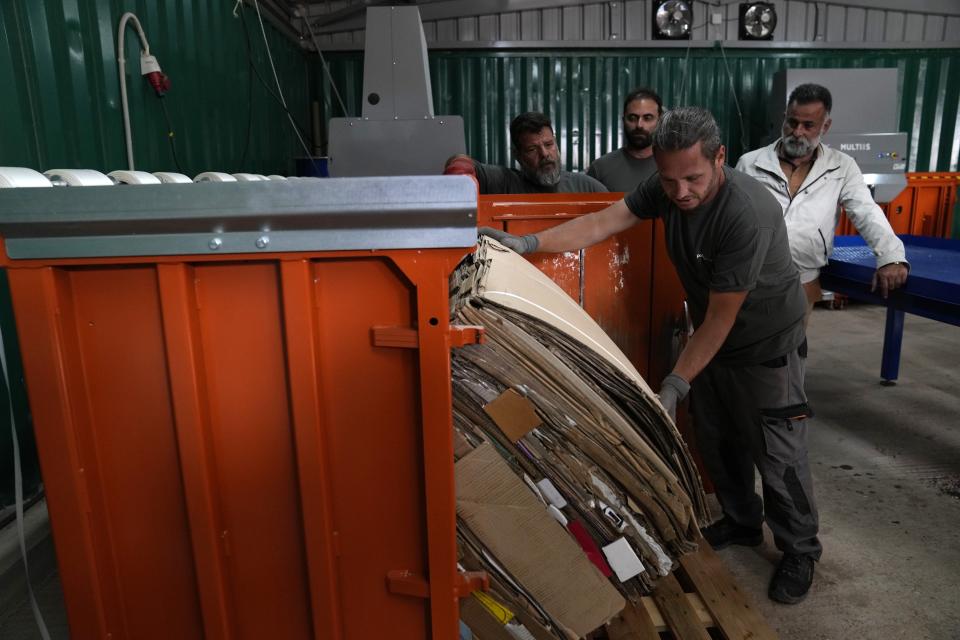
[{"xmin": 651, "ymin": 107, "xmax": 722, "ymax": 161}]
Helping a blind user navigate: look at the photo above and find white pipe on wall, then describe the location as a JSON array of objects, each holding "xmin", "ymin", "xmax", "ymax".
[{"xmin": 117, "ymin": 13, "xmax": 151, "ymax": 171}]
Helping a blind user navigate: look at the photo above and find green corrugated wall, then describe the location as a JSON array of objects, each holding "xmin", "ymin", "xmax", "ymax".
[
  {"xmin": 316, "ymin": 47, "xmax": 960, "ymax": 175},
  {"xmin": 0, "ymin": 0, "xmax": 311, "ymax": 176},
  {"xmin": 0, "ymin": 0, "xmax": 311, "ymax": 507}
]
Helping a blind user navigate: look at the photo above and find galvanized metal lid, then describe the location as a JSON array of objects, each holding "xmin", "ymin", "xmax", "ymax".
[{"xmin": 0, "ymin": 175, "xmax": 477, "ymax": 259}]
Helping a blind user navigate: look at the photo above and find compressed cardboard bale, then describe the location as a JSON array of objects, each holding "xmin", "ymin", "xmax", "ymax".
[
  {"xmin": 452, "ymin": 238, "xmax": 708, "ymax": 639},
  {"xmin": 456, "ymin": 443, "xmax": 625, "ymax": 639}
]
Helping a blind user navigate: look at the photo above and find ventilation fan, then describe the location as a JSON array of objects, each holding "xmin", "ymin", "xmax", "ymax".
[
  {"xmin": 739, "ymin": 2, "xmax": 777, "ymax": 40},
  {"xmin": 653, "ymin": 1, "xmax": 692, "ymax": 40}
]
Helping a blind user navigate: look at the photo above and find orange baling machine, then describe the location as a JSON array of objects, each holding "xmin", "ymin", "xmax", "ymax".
[{"xmin": 0, "ymin": 175, "xmax": 485, "ymax": 639}]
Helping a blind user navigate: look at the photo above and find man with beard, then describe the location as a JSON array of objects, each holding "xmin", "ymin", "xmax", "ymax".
[
  {"xmin": 481, "ymin": 107, "xmax": 820, "ymax": 604},
  {"xmin": 587, "ymin": 87, "xmax": 662, "ymax": 192},
  {"xmin": 737, "ymin": 83, "xmax": 907, "ymax": 318},
  {"xmin": 443, "ymin": 111, "xmax": 606, "ymax": 194}
]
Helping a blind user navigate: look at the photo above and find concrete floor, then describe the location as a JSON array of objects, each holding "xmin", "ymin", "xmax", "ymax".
[
  {"xmin": 718, "ymin": 302, "xmax": 960, "ymax": 640},
  {"xmin": 1, "ymin": 301, "xmax": 958, "ymax": 639},
  {"xmin": 0, "ymin": 501, "xmax": 68, "ymax": 640}
]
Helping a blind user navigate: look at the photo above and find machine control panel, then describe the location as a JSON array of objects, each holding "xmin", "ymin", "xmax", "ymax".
[
  {"xmin": 825, "ymin": 132, "xmax": 908, "ymax": 202},
  {"xmin": 826, "ymin": 132, "xmax": 907, "ymax": 172}
]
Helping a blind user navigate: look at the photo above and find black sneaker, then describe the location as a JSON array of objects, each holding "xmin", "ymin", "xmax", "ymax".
[
  {"xmin": 701, "ymin": 517, "xmax": 763, "ymax": 550},
  {"xmin": 768, "ymin": 553, "xmax": 815, "ymax": 604}
]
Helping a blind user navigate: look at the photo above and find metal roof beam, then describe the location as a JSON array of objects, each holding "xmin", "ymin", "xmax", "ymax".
[{"xmin": 307, "ymin": 0, "xmax": 598, "ymax": 33}]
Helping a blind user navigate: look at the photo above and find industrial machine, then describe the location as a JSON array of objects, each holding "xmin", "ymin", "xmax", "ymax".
[
  {"xmin": 326, "ymin": 6, "xmax": 466, "ymax": 177},
  {"xmin": 768, "ymin": 68, "xmax": 908, "ymax": 203},
  {"xmin": 0, "ymin": 171, "xmax": 774, "ymax": 638},
  {"xmin": 0, "ymin": 172, "xmax": 480, "ymax": 639}
]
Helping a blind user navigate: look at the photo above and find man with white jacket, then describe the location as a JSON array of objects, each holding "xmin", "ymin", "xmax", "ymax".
[{"xmin": 737, "ymin": 83, "xmax": 908, "ymax": 318}]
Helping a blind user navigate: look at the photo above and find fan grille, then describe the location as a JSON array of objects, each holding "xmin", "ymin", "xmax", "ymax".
[
  {"xmin": 743, "ymin": 4, "xmax": 777, "ymax": 38},
  {"xmin": 655, "ymin": 1, "xmax": 692, "ymax": 38}
]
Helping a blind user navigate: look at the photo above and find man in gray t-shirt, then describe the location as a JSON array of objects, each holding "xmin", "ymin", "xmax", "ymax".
[
  {"xmin": 587, "ymin": 87, "xmax": 662, "ymax": 193},
  {"xmin": 444, "ymin": 111, "xmax": 606, "ymax": 194},
  {"xmin": 480, "ymin": 107, "xmax": 820, "ymax": 606},
  {"xmin": 625, "ymin": 167, "xmax": 805, "ymax": 365}
]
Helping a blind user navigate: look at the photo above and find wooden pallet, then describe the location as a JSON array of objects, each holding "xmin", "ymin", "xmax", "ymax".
[{"xmin": 605, "ymin": 537, "xmax": 778, "ymax": 640}]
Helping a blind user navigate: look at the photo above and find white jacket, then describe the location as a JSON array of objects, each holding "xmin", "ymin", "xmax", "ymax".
[{"xmin": 736, "ymin": 140, "xmax": 906, "ymax": 282}]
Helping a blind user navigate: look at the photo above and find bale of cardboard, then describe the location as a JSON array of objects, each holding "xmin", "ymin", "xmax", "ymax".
[{"xmin": 451, "ymin": 238, "xmax": 708, "ymax": 639}]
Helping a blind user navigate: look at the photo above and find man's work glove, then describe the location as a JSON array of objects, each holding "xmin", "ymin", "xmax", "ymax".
[
  {"xmin": 479, "ymin": 227, "xmax": 539, "ymax": 255},
  {"xmin": 657, "ymin": 372, "xmax": 690, "ymax": 423}
]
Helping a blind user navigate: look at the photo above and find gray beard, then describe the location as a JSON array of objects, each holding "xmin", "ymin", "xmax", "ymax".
[
  {"xmin": 525, "ymin": 163, "xmax": 562, "ymax": 187},
  {"xmin": 781, "ymin": 135, "xmax": 818, "ymax": 159}
]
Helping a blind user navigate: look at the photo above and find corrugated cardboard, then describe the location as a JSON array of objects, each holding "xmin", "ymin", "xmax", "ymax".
[
  {"xmin": 453, "ymin": 428, "xmax": 475, "ymax": 459},
  {"xmin": 460, "ymin": 596, "xmax": 515, "ymax": 640},
  {"xmin": 483, "ymin": 388, "xmax": 542, "ymax": 442},
  {"xmin": 456, "ymin": 443, "xmax": 625, "ymax": 638},
  {"xmin": 477, "ymin": 239, "xmax": 653, "ymax": 396}
]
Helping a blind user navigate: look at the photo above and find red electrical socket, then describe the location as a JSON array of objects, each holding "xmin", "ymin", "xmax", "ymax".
[
  {"xmin": 140, "ymin": 53, "xmax": 171, "ymax": 96},
  {"xmin": 147, "ymin": 72, "xmax": 171, "ymax": 96}
]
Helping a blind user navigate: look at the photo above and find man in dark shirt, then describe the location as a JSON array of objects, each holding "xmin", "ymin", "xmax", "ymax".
[
  {"xmin": 444, "ymin": 111, "xmax": 606, "ymax": 194},
  {"xmin": 481, "ymin": 107, "xmax": 820, "ymax": 605},
  {"xmin": 587, "ymin": 87, "xmax": 662, "ymax": 192}
]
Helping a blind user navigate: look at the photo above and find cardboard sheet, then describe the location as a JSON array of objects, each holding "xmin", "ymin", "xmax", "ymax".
[
  {"xmin": 456, "ymin": 443, "xmax": 625, "ymax": 638},
  {"xmin": 483, "ymin": 388, "xmax": 542, "ymax": 442},
  {"xmin": 476, "ymin": 239, "xmax": 653, "ymax": 395}
]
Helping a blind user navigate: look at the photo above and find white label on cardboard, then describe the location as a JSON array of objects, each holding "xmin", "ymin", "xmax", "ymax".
[
  {"xmin": 547, "ymin": 505, "xmax": 568, "ymax": 527},
  {"xmin": 601, "ymin": 537, "xmax": 646, "ymax": 582},
  {"xmin": 536, "ymin": 478, "xmax": 568, "ymax": 509},
  {"xmin": 523, "ymin": 474, "xmax": 548, "ymax": 506}
]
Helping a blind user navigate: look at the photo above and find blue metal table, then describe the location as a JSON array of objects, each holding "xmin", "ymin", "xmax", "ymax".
[{"xmin": 819, "ymin": 235, "xmax": 960, "ymax": 382}]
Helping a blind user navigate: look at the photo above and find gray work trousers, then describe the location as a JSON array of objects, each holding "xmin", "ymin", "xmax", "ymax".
[{"xmin": 691, "ymin": 344, "xmax": 822, "ymax": 559}]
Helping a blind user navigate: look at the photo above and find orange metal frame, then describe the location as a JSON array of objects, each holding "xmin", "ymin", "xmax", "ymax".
[
  {"xmin": 837, "ymin": 171, "xmax": 960, "ymax": 238},
  {"xmin": 1, "ymin": 243, "xmax": 483, "ymax": 640}
]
